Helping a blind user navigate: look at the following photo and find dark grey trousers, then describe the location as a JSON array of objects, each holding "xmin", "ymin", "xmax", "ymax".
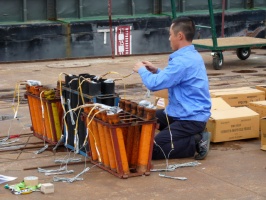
[{"xmin": 152, "ymin": 109, "xmax": 206, "ymax": 160}]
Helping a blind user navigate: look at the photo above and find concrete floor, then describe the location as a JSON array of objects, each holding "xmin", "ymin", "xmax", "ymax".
[{"xmin": 0, "ymin": 49, "xmax": 266, "ymax": 200}]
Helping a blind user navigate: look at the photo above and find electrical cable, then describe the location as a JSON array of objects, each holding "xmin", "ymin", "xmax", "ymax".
[
  {"xmin": 1, "ymin": 81, "xmax": 28, "ymax": 143},
  {"xmin": 95, "ymin": 71, "xmax": 135, "ymax": 100},
  {"xmin": 77, "ymin": 76, "xmax": 92, "ymax": 105},
  {"xmin": 165, "ymin": 110, "xmax": 174, "ymax": 150},
  {"xmin": 12, "ymin": 81, "xmax": 27, "ymax": 119},
  {"xmin": 35, "ymin": 90, "xmax": 48, "ymax": 155},
  {"xmin": 58, "ymin": 73, "xmax": 69, "ymax": 148},
  {"xmin": 54, "ymin": 71, "xmax": 137, "ymax": 176}
]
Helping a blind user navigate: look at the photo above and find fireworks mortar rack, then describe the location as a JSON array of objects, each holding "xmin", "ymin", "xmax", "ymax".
[
  {"xmin": 25, "ymin": 73, "xmax": 119, "ymax": 155},
  {"xmin": 62, "ymin": 73, "xmax": 120, "ymax": 156},
  {"xmin": 82, "ymin": 99, "xmax": 157, "ymax": 178}
]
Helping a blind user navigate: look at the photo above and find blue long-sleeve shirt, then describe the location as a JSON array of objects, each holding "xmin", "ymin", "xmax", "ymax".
[{"xmin": 138, "ymin": 45, "xmax": 211, "ymax": 122}]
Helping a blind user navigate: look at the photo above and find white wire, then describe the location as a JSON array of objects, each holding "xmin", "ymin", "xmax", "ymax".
[{"xmin": 153, "ymin": 110, "xmax": 175, "ymax": 174}]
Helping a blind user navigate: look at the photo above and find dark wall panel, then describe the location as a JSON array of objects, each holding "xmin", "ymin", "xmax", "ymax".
[
  {"xmin": 229, "ymin": 0, "xmax": 244, "ymax": 9},
  {"xmin": 0, "ymin": 0, "xmax": 22, "ymax": 22},
  {"xmin": 185, "ymin": 0, "xmax": 223, "ymax": 11},
  {"xmin": 134, "ymin": 0, "xmax": 153, "ymax": 14},
  {"xmin": 254, "ymin": 0, "xmax": 266, "ymax": 7},
  {"xmin": 112, "ymin": 0, "xmax": 130, "ymax": 15},
  {"xmin": 83, "ymin": 0, "xmax": 108, "ymax": 17},
  {"xmin": 27, "ymin": 0, "xmax": 47, "ymax": 21},
  {"xmin": 162, "ymin": 0, "xmax": 180, "ymax": 13},
  {"xmin": 70, "ymin": 32, "xmax": 95, "ymax": 57},
  {"xmin": 56, "ymin": 0, "xmax": 78, "ymax": 19},
  {"xmin": 0, "ymin": 23, "xmax": 65, "ymax": 62}
]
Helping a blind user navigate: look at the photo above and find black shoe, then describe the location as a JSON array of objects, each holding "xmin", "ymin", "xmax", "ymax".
[
  {"xmin": 194, "ymin": 133, "xmax": 202, "ymax": 153},
  {"xmin": 194, "ymin": 131, "xmax": 211, "ymax": 160}
]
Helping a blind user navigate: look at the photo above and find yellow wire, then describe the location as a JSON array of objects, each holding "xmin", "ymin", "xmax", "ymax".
[
  {"xmin": 57, "ymin": 70, "xmax": 134, "ymax": 150},
  {"xmin": 82, "ymin": 106, "xmax": 108, "ymax": 162},
  {"xmin": 99, "ymin": 71, "xmax": 137, "ymax": 99},
  {"xmin": 39, "ymin": 90, "xmax": 47, "ymax": 146},
  {"xmin": 78, "ymin": 76, "xmax": 92, "ymax": 105},
  {"xmin": 82, "ymin": 104, "xmax": 97, "ymax": 145},
  {"xmin": 99, "ymin": 71, "xmax": 134, "ymax": 79}
]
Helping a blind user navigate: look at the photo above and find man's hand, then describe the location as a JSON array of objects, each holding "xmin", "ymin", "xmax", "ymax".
[
  {"xmin": 142, "ymin": 61, "xmax": 158, "ymax": 74},
  {"xmin": 133, "ymin": 61, "xmax": 158, "ymax": 74},
  {"xmin": 133, "ymin": 61, "xmax": 144, "ymax": 73}
]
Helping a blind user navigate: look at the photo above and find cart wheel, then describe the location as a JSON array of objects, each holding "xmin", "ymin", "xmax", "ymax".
[
  {"xmin": 212, "ymin": 52, "xmax": 223, "ymax": 70},
  {"xmin": 236, "ymin": 48, "xmax": 251, "ymax": 60}
]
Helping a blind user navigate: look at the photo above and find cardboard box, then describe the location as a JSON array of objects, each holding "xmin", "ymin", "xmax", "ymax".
[
  {"xmin": 211, "ymin": 97, "xmax": 232, "ymax": 111},
  {"xmin": 255, "ymin": 85, "xmax": 266, "ymax": 99},
  {"xmin": 209, "ymin": 87, "xmax": 252, "ymax": 93},
  {"xmin": 154, "ymin": 93, "xmax": 233, "ymax": 110},
  {"xmin": 260, "ymin": 117, "xmax": 266, "ymax": 150},
  {"xmin": 207, "ymin": 107, "xmax": 259, "ymax": 142},
  {"xmin": 155, "ymin": 97, "xmax": 168, "ymax": 109},
  {"xmin": 248, "ymin": 101, "xmax": 266, "ymax": 130},
  {"xmin": 154, "ymin": 89, "xmax": 168, "ymax": 109},
  {"xmin": 153, "ymin": 89, "xmax": 168, "ymax": 98},
  {"xmin": 210, "ymin": 88, "xmax": 265, "ymax": 107},
  {"xmin": 248, "ymin": 101, "xmax": 266, "ymax": 119}
]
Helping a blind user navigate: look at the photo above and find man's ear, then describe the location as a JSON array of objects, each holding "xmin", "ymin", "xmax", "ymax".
[{"xmin": 178, "ymin": 32, "xmax": 184, "ymax": 40}]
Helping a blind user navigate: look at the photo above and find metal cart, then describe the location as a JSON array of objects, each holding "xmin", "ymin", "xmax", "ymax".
[{"xmin": 171, "ymin": 0, "xmax": 266, "ymax": 70}]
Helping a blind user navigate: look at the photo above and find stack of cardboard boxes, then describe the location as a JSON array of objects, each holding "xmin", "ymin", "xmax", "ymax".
[{"xmin": 154, "ymin": 86, "xmax": 266, "ymax": 150}]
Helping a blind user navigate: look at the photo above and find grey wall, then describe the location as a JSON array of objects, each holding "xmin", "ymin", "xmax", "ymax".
[
  {"xmin": 1, "ymin": 0, "xmax": 266, "ymax": 22},
  {"xmin": 27, "ymin": 0, "xmax": 47, "ymax": 20},
  {"xmin": 255, "ymin": 0, "xmax": 266, "ymax": 7},
  {"xmin": 0, "ymin": 1, "xmax": 265, "ymax": 62},
  {"xmin": 0, "ymin": 0, "xmax": 22, "ymax": 22},
  {"xmin": 56, "ymin": 0, "xmax": 78, "ymax": 19}
]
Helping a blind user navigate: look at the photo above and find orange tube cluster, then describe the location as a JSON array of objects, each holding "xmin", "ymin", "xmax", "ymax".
[
  {"xmin": 25, "ymin": 85, "xmax": 63, "ymax": 144},
  {"xmin": 83, "ymin": 100, "xmax": 157, "ymax": 178}
]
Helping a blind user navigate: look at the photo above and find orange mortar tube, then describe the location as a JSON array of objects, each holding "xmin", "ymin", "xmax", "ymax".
[
  {"xmin": 91, "ymin": 119, "xmax": 102, "ymax": 163},
  {"xmin": 108, "ymin": 114, "xmax": 130, "ymax": 175},
  {"xmin": 101, "ymin": 113, "xmax": 117, "ymax": 171},
  {"xmin": 104, "ymin": 125, "xmax": 117, "ymax": 171},
  {"xmin": 96, "ymin": 120, "xmax": 110, "ymax": 168},
  {"xmin": 112, "ymin": 127, "xmax": 130, "ymax": 174},
  {"xmin": 51, "ymin": 102, "xmax": 62, "ymax": 141},
  {"xmin": 26, "ymin": 93, "xmax": 38, "ymax": 133},
  {"xmin": 122, "ymin": 127, "xmax": 128, "ymax": 148},
  {"xmin": 56, "ymin": 102, "xmax": 64, "ymax": 133},
  {"xmin": 32, "ymin": 87, "xmax": 43, "ymax": 135},
  {"xmin": 125, "ymin": 126, "xmax": 135, "ymax": 166},
  {"xmin": 130, "ymin": 125, "xmax": 141, "ymax": 168},
  {"xmin": 42, "ymin": 101, "xmax": 52, "ymax": 141},
  {"xmin": 137, "ymin": 124, "xmax": 153, "ymax": 173},
  {"xmin": 45, "ymin": 90, "xmax": 62, "ymax": 142},
  {"xmin": 86, "ymin": 117, "xmax": 98, "ymax": 161}
]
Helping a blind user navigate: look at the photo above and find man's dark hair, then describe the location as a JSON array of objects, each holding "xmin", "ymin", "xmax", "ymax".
[{"xmin": 171, "ymin": 17, "xmax": 195, "ymax": 42}]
